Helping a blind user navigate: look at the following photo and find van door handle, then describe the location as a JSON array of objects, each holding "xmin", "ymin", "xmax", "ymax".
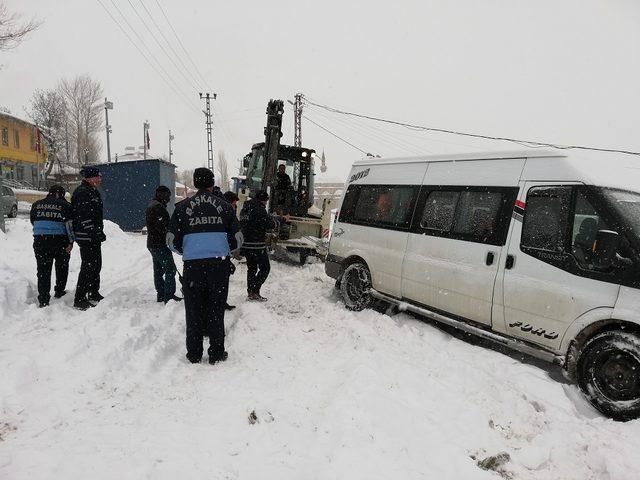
[
  {"xmin": 486, "ymin": 251, "xmax": 495, "ymax": 266},
  {"xmin": 505, "ymin": 254, "xmax": 515, "ymax": 270}
]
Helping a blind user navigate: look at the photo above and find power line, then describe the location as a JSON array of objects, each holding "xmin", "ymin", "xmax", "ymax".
[
  {"xmin": 95, "ymin": 0, "xmax": 199, "ymax": 113},
  {"xmin": 152, "ymin": 0, "xmax": 214, "ymax": 92},
  {"xmin": 136, "ymin": 0, "xmax": 204, "ymax": 91},
  {"xmin": 103, "ymin": 0, "xmax": 199, "ymax": 111},
  {"xmin": 302, "ymin": 114, "xmax": 372, "ymax": 156},
  {"xmin": 127, "ymin": 0, "xmax": 202, "ymax": 92},
  {"xmin": 307, "ymin": 105, "xmax": 429, "ymax": 155},
  {"xmin": 303, "ymin": 96, "xmax": 640, "ymax": 157}
]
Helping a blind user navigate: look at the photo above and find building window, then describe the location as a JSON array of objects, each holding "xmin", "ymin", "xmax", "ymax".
[
  {"xmin": 32, "ymin": 166, "xmax": 38, "ymax": 182},
  {"xmin": 16, "ymin": 165, "xmax": 24, "ymax": 181},
  {"xmin": 3, "ymin": 165, "xmax": 15, "ymax": 179},
  {"xmin": 1, "ymin": 127, "xmax": 7, "ymax": 146},
  {"xmin": 13, "ymin": 129, "xmax": 19, "ymax": 148},
  {"xmin": 30, "ymin": 132, "xmax": 36, "ymax": 151}
]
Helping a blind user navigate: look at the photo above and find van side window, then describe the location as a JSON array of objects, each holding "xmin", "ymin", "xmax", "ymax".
[
  {"xmin": 421, "ymin": 191, "xmax": 459, "ymax": 231},
  {"xmin": 339, "ymin": 184, "xmax": 418, "ymax": 230},
  {"xmin": 453, "ymin": 191, "xmax": 504, "ymax": 241},
  {"xmin": 416, "ymin": 187, "xmax": 517, "ymax": 245},
  {"xmin": 521, "ymin": 186, "xmax": 572, "ymax": 252}
]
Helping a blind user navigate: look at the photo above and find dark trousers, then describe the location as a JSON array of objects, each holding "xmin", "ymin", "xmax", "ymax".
[
  {"xmin": 149, "ymin": 247, "xmax": 177, "ymax": 302},
  {"xmin": 244, "ymin": 249, "xmax": 270, "ymax": 295},
  {"xmin": 75, "ymin": 244, "xmax": 102, "ymax": 301},
  {"xmin": 33, "ymin": 236, "xmax": 70, "ymax": 304},
  {"xmin": 183, "ymin": 258, "xmax": 230, "ymax": 361}
]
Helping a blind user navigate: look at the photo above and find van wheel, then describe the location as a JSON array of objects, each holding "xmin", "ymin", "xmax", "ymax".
[
  {"xmin": 340, "ymin": 262, "xmax": 373, "ymax": 311},
  {"xmin": 577, "ymin": 331, "xmax": 640, "ymax": 420},
  {"xmin": 8, "ymin": 205, "xmax": 17, "ymax": 218}
]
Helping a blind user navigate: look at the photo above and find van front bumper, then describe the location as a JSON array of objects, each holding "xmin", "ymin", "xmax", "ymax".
[{"xmin": 325, "ymin": 254, "xmax": 343, "ymax": 279}]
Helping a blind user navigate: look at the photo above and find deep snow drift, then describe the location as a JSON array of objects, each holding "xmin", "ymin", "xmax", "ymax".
[{"xmin": 1, "ymin": 218, "xmax": 640, "ymax": 479}]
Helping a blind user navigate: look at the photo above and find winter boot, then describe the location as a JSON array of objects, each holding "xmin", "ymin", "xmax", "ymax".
[
  {"xmin": 54, "ymin": 290, "xmax": 67, "ymax": 299},
  {"xmin": 248, "ymin": 293, "xmax": 268, "ymax": 302},
  {"xmin": 224, "ymin": 303, "xmax": 236, "ymax": 310},
  {"xmin": 73, "ymin": 298, "xmax": 96, "ymax": 311},
  {"xmin": 88, "ymin": 292, "xmax": 104, "ymax": 303},
  {"xmin": 165, "ymin": 295, "xmax": 183, "ymax": 304},
  {"xmin": 209, "ymin": 351, "xmax": 228, "ymax": 365}
]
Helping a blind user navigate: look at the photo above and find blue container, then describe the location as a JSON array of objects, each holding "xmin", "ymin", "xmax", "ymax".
[{"xmin": 95, "ymin": 159, "xmax": 176, "ymax": 232}]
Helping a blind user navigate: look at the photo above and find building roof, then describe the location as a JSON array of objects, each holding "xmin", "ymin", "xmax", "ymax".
[{"xmin": 0, "ymin": 112, "xmax": 37, "ymax": 129}]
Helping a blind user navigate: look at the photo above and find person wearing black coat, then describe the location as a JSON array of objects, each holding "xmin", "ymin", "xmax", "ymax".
[
  {"xmin": 72, "ymin": 166, "xmax": 106, "ymax": 310},
  {"xmin": 169, "ymin": 168, "xmax": 242, "ymax": 365},
  {"xmin": 146, "ymin": 186, "xmax": 181, "ymax": 304},
  {"xmin": 239, "ymin": 190, "xmax": 277, "ymax": 301},
  {"xmin": 30, "ymin": 185, "xmax": 74, "ymax": 307}
]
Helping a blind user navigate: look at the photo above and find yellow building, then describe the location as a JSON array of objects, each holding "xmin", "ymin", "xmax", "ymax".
[{"xmin": 0, "ymin": 112, "xmax": 47, "ymax": 187}]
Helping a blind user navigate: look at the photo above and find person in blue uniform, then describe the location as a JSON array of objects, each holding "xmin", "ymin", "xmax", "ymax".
[
  {"xmin": 169, "ymin": 168, "xmax": 242, "ymax": 365},
  {"xmin": 30, "ymin": 185, "xmax": 74, "ymax": 307}
]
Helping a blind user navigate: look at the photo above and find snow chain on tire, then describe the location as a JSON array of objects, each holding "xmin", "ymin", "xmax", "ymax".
[
  {"xmin": 577, "ymin": 330, "xmax": 640, "ymax": 421},
  {"xmin": 340, "ymin": 262, "xmax": 373, "ymax": 311}
]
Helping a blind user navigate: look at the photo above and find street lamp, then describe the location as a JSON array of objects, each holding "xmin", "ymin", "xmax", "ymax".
[{"xmin": 104, "ymin": 98, "xmax": 113, "ymax": 163}]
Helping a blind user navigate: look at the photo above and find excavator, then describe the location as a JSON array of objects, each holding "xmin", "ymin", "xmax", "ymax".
[{"xmin": 236, "ymin": 99, "xmax": 333, "ymax": 264}]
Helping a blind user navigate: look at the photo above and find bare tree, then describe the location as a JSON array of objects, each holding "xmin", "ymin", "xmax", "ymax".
[
  {"xmin": 177, "ymin": 169, "xmax": 194, "ymax": 189},
  {"xmin": 58, "ymin": 75, "xmax": 104, "ymax": 164},
  {"xmin": 26, "ymin": 89, "xmax": 67, "ymax": 177},
  {"xmin": 0, "ymin": 2, "xmax": 40, "ymax": 51},
  {"xmin": 217, "ymin": 150, "xmax": 230, "ymax": 190}
]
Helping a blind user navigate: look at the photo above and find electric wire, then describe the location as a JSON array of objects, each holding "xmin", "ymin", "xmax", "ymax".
[
  {"xmin": 307, "ymin": 105, "xmax": 429, "ymax": 155},
  {"xmin": 152, "ymin": 0, "xmax": 215, "ymax": 93},
  {"xmin": 95, "ymin": 0, "xmax": 199, "ymax": 114},
  {"xmin": 303, "ymin": 96, "xmax": 640, "ymax": 156},
  {"xmin": 104, "ymin": 0, "xmax": 199, "ymax": 111},
  {"xmin": 302, "ymin": 114, "xmax": 372, "ymax": 156},
  {"xmin": 138, "ymin": 0, "xmax": 201, "ymax": 90},
  {"xmin": 125, "ymin": 0, "xmax": 205, "ymax": 98},
  {"xmin": 304, "ymin": 97, "xmax": 518, "ymax": 152}
]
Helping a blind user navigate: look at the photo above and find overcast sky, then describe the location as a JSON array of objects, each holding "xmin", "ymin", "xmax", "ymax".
[{"xmin": 2, "ymin": 0, "xmax": 639, "ymax": 183}]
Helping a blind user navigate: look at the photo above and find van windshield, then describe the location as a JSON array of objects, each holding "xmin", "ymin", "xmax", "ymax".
[{"xmin": 603, "ymin": 188, "xmax": 640, "ymax": 238}]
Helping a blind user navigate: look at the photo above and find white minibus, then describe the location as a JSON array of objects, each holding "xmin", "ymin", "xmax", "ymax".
[{"xmin": 326, "ymin": 150, "xmax": 640, "ymax": 420}]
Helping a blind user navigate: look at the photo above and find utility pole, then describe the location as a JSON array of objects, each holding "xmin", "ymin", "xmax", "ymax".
[
  {"xmin": 143, "ymin": 120, "xmax": 150, "ymax": 160},
  {"xmin": 0, "ymin": 173, "xmax": 5, "ymax": 232},
  {"xmin": 104, "ymin": 98, "xmax": 113, "ymax": 163},
  {"xmin": 199, "ymin": 93, "xmax": 216, "ymax": 172},
  {"xmin": 169, "ymin": 130, "xmax": 174, "ymax": 163},
  {"xmin": 293, "ymin": 93, "xmax": 303, "ymax": 147}
]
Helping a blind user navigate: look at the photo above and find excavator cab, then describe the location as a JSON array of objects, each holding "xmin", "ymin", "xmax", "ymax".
[{"xmin": 245, "ymin": 142, "xmax": 316, "ymax": 216}]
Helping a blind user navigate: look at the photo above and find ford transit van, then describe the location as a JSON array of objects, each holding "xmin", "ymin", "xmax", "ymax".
[{"xmin": 326, "ymin": 150, "xmax": 640, "ymax": 420}]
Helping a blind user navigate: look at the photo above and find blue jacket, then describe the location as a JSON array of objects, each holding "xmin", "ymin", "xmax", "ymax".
[
  {"xmin": 169, "ymin": 190, "xmax": 241, "ymax": 261},
  {"xmin": 30, "ymin": 194, "xmax": 74, "ymax": 241}
]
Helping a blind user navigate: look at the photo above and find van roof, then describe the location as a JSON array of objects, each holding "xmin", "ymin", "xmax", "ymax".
[
  {"xmin": 351, "ymin": 149, "xmax": 640, "ymax": 191},
  {"xmin": 353, "ymin": 149, "xmax": 565, "ymax": 166}
]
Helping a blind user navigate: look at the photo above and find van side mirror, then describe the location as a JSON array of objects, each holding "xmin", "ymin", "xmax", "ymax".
[{"xmin": 593, "ymin": 230, "xmax": 621, "ymax": 269}]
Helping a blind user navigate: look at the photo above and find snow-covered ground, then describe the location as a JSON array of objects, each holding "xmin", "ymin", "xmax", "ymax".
[{"xmin": 1, "ymin": 218, "xmax": 640, "ymax": 479}]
